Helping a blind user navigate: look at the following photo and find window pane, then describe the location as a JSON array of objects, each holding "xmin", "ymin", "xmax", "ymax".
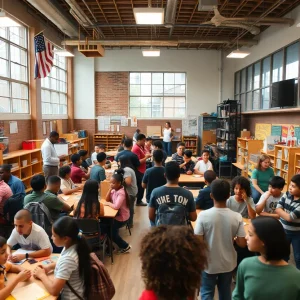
[
  {"xmin": 252, "ymin": 90, "xmax": 260, "ymax": 110},
  {"xmin": 240, "ymin": 94, "xmax": 246, "ymax": 112},
  {"xmin": 51, "ymin": 92, "xmax": 59, "ymax": 104},
  {"xmin": 141, "ymin": 85, "xmax": 151, "ymax": 96},
  {"xmin": 12, "ymin": 99, "xmax": 28, "ymax": 113},
  {"xmin": 152, "ymin": 73, "xmax": 163, "ymax": 84},
  {"xmin": 246, "ymin": 92, "xmax": 252, "ymax": 111},
  {"xmin": 59, "ymin": 81, "xmax": 66, "ymax": 93},
  {"xmin": 0, "ymin": 27, "xmax": 7, "ymax": 39},
  {"xmin": 10, "ymin": 45, "xmax": 27, "ymax": 66},
  {"xmin": 241, "ymin": 69, "xmax": 246, "ymax": 93},
  {"xmin": 175, "ymin": 73, "xmax": 186, "ymax": 84},
  {"xmin": 174, "ymin": 108, "xmax": 185, "ymax": 118},
  {"xmin": 11, "ymin": 63, "xmax": 27, "ymax": 81},
  {"xmin": 141, "ymin": 97, "xmax": 151, "ymax": 107},
  {"xmin": 51, "ymin": 67, "xmax": 58, "ymax": 79},
  {"xmin": 130, "ymin": 73, "xmax": 140, "ymax": 84},
  {"xmin": 59, "ymin": 93, "xmax": 67, "ymax": 105},
  {"xmin": 152, "ymin": 97, "xmax": 163, "ymax": 117},
  {"xmin": 41, "ymin": 77, "xmax": 50, "ymax": 89},
  {"xmin": 175, "ymin": 85, "xmax": 185, "ymax": 95},
  {"xmin": 0, "ymin": 80, "xmax": 9, "ymax": 97},
  {"xmin": 12, "ymin": 82, "xmax": 28, "ymax": 99},
  {"xmin": 0, "ymin": 40, "xmax": 8, "ymax": 59},
  {"xmin": 164, "ymin": 108, "xmax": 174, "ymax": 117},
  {"xmin": 164, "ymin": 85, "xmax": 175, "ymax": 95},
  {"xmin": 164, "ymin": 73, "xmax": 174, "ymax": 84},
  {"xmin": 130, "ymin": 85, "xmax": 140, "ymax": 96},
  {"xmin": 254, "ymin": 62, "xmax": 261, "ymax": 89},
  {"xmin": 59, "ymin": 105, "xmax": 67, "ymax": 115},
  {"xmin": 130, "ymin": 107, "xmax": 140, "ymax": 117},
  {"xmin": 141, "ymin": 108, "xmax": 151, "ymax": 118},
  {"xmin": 235, "ymin": 72, "xmax": 240, "ymax": 94},
  {"xmin": 152, "ymin": 85, "xmax": 163, "ymax": 96},
  {"xmin": 247, "ymin": 66, "xmax": 252, "ymax": 91},
  {"xmin": 0, "ymin": 59, "xmax": 8, "ymax": 77},
  {"xmin": 141, "ymin": 73, "xmax": 151, "ymax": 84},
  {"xmin": 164, "ymin": 97, "xmax": 174, "ymax": 107},
  {"xmin": 175, "ymin": 97, "xmax": 186, "ymax": 108},
  {"xmin": 42, "ymin": 90, "xmax": 51, "ymax": 103},
  {"xmin": 0, "ymin": 97, "xmax": 10, "ymax": 112},
  {"xmin": 130, "ymin": 97, "xmax": 140, "ymax": 107},
  {"xmin": 261, "ymin": 88, "xmax": 270, "ymax": 109},
  {"xmin": 51, "ymin": 78, "xmax": 57, "ymax": 90},
  {"xmin": 52, "ymin": 104, "xmax": 59, "ymax": 114},
  {"xmin": 59, "ymin": 69, "xmax": 66, "ymax": 82},
  {"xmin": 9, "ymin": 27, "xmax": 27, "ymax": 48},
  {"xmin": 286, "ymin": 42, "xmax": 299, "ymax": 80},
  {"xmin": 262, "ymin": 56, "xmax": 271, "ymax": 87},
  {"xmin": 272, "ymin": 50, "xmax": 283, "ymax": 83},
  {"xmin": 42, "ymin": 102, "xmax": 51, "ymax": 114}
]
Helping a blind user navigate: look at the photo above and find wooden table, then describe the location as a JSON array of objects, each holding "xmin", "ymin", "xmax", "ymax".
[
  {"xmin": 178, "ymin": 174, "xmax": 205, "ymax": 188},
  {"xmin": 6, "ymin": 254, "xmax": 59, "ymax": 300},
  {"xmin": 191, "ymin": 209, "xmax": 250, "ymax": 234}
]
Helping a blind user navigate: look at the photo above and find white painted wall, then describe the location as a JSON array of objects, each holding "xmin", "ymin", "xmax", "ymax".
[
  {"xmin": 74, "ymin": 48, "xmax": 221, "ymax": 118},
  {"xmin": 222, "ymin": 5, "xmax": 300, "ymax": 100},
  {"xmin": 74, "ymin": 49, "xmax": 95, "ymax": 119}
]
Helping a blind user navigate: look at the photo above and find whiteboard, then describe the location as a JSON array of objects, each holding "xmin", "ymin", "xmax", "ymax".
[{"xmin": 54, "ymin": 144, "xmax": 68, "ymax": 156}]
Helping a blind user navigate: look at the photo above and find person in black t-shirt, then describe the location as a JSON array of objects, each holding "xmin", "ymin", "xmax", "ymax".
[
  {"xmin": 180, "ymin": 150, "xmax": 195, "ymax": 174},
  {"xmin": 142, "ymin": 150, "xmax": 167, "ymax": 203},
  {"xmin": 152, "ymin": 140, "xmax": 167, "ymax": 166},
  {"xmin": 115, "ymin": 138, "xmax": 140, "ymax": 171}
]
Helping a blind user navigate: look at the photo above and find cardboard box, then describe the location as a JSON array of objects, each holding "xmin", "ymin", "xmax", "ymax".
[{"xmin": 241, "ymin": 131, "xmax": 250, "ymax": 138}]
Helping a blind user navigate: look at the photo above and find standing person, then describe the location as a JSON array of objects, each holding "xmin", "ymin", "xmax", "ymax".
[
  {"xmin": 0, "ymin": 165, "xmax": 25, "ymax": 197},
  {"xmin": 133, "ymin": 129, "xmax": 141, "ymax": 145},
  {"xmin": 144, "ymin": 137, "xmax": 153, "ymax": 155},
  {"xmin": 152, "ymin": 140, "xmax": 167, "ymax": 166},
  {"xmin": 115, "ymin": 138, "xmax": 140, "ymax": 171},
  {"xmin": 132, "ymin": 134, "xmax": 151, "ymax": 206},
  {"xmin": 251, "ymin": 154, "xmax": 274, "ymax": 204},
  {"xmin": 139, "ymin": 226, "xmax": 207, "ymax": 300},
  {"xmin": 233, "ymin": 217, "xmax": 300, "ymax": 300},
  {"xmin": 276, "ymin": 174, "xmax": 300, "ymax": 269},
  {"xmin": 162, "ymin": 122, "xmax": 173, "ymax": 156},
  {"xmin": 41, "ymin": 131, "xmax": 63, "ymax": 182},
  {"xmin": 194, "ymin": 179, "xmax": 246, "ymax": 300},
  {"xmin": 119, "ymin": 156, "xmax": 138, "ymax": 228}
]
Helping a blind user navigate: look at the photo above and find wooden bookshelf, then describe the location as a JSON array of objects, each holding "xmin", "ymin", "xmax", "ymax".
[
  {"xmin": 235, "ymin": 138, "xmax": 263, "ymax": 178},
  {"xmin": 182, "ymin": 136, "xmax": 198, "ymax": 156},
  {"xmin": 295, "ymin": 153, "xmax": 300, "ymax": 175},
  {"xmin": 93, "ymin": 134, "xmax": 124, "ymax": 151}
]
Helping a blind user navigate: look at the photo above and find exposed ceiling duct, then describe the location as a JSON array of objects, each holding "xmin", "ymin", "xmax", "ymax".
[
  {"xmin": 165, "ymin": 0, "xmax": 178, "ymax": 28},
  {"xmin": 25, "ymin": 0, "xmax": 78, "ymax": 37},
  {"xmin": 198, "ymin": 0, "xmax": 218, "ymax": 11}
]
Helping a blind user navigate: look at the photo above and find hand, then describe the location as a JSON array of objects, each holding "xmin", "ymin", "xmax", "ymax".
[
  {"xmin": 186, "ymin": 170, "xmax": 193, "ymax": 175},
  {"xmin": 241, "ymin": 190, "xmax": 248, "ymax": 201},
  {"xmin": 11, "ymin": 253, "xmax": 25, "ymax": 262},
  {"xmin": 33, "ymin": 265, "xmax": 46, "ymax": 280},
  {"xmin": 145, "ymin": 153, "xmax": 152, "ymax": 159},
  {"xmin": 37, "ymin": 264, "xmax": 52, "ymax": 274},
  {"xmin": 265, "ymin": 191, "xmax": 271, "ymax": 199},
  {"xmin": 58, "ymin": 155, "xmax": 66, "ymax": 159},
  {"xmin": 7, "ymin": 254, "xmax": 13, "ymax": 261},
  {"xmin": 17, "ymin": 269, "xmax": 31, "ymax": 282}
]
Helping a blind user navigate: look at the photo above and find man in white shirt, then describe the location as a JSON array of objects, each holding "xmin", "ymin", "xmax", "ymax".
[
  {"xmin": 6, "ymin": 209, "xmax": 52, "ymax": 262},
  {"xmin": 41, "ymin": 131, "xmax": 63, "ymax": 182}
]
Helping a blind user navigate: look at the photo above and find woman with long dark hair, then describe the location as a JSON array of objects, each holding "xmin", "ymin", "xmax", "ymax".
[
  {"xmin": 33, "ymin": 217, "xmax": 91, "ymax": 299},
  {"xmin": 162, "ymin": 121, "xmax": 173, "ymax": 157},
  {"xmin": 73, "ymin": 179, "xmax": 104, "ymax": 219},
  {"xmin": 233, "ymin": 216, "xmax": 300, "ymax": 300}
]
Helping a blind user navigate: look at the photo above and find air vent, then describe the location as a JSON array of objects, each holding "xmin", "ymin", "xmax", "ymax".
[
  {"xmin": 78, "ymin": 44, "xmax": 105, "ymax": 57},
  {"xmin": 198, "ymin": 0, "xmax": 218, "ymax": 11}
]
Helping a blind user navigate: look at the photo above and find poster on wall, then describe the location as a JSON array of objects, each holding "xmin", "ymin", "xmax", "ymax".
[
  {"xmin": 131, "ymin": 116, "xmax": 137, "ymax": 127},
  {"xmin": 9, "ymin": 121, "xmax": 18, "ymax": 134},
  {"xmin": 97, "ymin": 116, "xmax": 110, "ymax": 131},
  {"xmin": 121, "ymin": 116, "xmax": 128, "ymax": 127},
  {"xmin": 182, "ymin": 116, "xmax": 198, "ymax": 136}
]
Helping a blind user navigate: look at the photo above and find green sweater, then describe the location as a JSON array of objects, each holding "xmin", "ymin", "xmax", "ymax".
[{"xmin": 233, "ymin": 256, "xmax": 300, "ymax": 300}]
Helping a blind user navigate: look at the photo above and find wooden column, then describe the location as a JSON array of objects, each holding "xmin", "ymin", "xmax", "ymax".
[
  {"xmin": 29, "ymin": 28, "xmax": 43, "ymax": 139},
  {"xmin": 0, "ymin": 150, "xmax": 3, "ymax": 165},
  {"xmin": 67, "ymin": 57, "xmax": 75, "ymax": 132}
]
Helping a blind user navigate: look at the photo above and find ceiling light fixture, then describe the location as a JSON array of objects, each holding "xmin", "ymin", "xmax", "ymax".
[
  {"xmin": 142, "ymin": 48, "xmax": 160, "ymax": 57},
  {"xmin": 133, "ymin": 7, "xmax": 164, "ymax": 25},
  {"xmin": 54, "ymin": 49, "xmax": 74, "ymax": 57},
  {"xmin": 227, "ymin": 49, "xmax": 250, "ymax": 59},
  {"xmin": 0, "ymin": 10, "xmax": 21, "ymax": 27}
]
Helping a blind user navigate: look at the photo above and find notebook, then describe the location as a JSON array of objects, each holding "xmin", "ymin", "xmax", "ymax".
[{"xmin": 7, "ymin": 283, "xmax": 49, "ymax": 300}]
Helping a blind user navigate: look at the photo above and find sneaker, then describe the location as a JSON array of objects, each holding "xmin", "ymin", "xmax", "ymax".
[
  {"xmin": 136, "ymin": 202, "xmax": 147, "ymax": 206},
  {"xmin": 118, "ymin": 245, "xmax": 131, "ymax": 254}
]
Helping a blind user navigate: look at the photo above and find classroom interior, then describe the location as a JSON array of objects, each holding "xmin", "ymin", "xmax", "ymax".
[{"xmin": 2, "ymin": 0, "xmax": 300, "ymax": 299}]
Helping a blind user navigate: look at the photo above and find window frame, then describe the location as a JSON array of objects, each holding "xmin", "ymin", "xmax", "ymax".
[{"xmin": 129, "ymin": 72, "xmax": 187, "ymax": 119}]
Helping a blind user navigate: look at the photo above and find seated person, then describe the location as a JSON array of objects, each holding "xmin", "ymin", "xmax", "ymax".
[
  {"xmin": 171, "ymin": 142, "xmax": 185, "ymax": 166},
  {"xmin": 78, "ymin": 150, "xmax": 90, "ymax": 172},
  {"xmin": 91, "ymin": 144, "xmax": 106, "ymax": 165},
  {"xmin": 0, "ymin": 236, "xmax": 31, "ymax": 299},
  {"xmin": 195, "ymin": 170, "xmax": 217, "ymax": 210},
  {"xmin": 256, "ymin": 176, "xmax": 285, "ymax": 218},
  {"xmin": 194, "ymin": 150, "xmax": 213, "ymax": 175},
  {"xmin": 59, "ymin": 165, "xmax": 82, "ymax": 195},
  {"xmin": 0, "ymin": 164, "xmax": 25, "ymax": 197},
  {"xmin": 6, "ymin": 209, "xmax": 52, "ymax": 263},
  {"xmin": 180, "ymin": 150, "xmax": 195, "ymax": 175},
  {"xmin": 71, "ymin": 154, "xmax": 90, "ymax": 184},
  {"xmin": 227, "ymin": 176, "xmax": 256, "ymax": 219},
  {"xmin": 152, "ymin": 140, "xmax": 167, "ymax": 166},
  {"xmin": 0, "ymin": 175, "xmax": 12, "ymax": 221},
  {"xmin": 90, "ymin": 152, "xmax": 107, "ymax": 184},
  {"xmin": 24, "ymin": 175, "xmax": 71, "ymax": 221}
]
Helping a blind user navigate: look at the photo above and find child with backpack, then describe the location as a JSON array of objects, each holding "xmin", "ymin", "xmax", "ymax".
[
  {"xmin": 0, "ymin": 236, "xmax": 32, "ymax": 299},
  {"xmin": 104, "ymin": 169, "xmax": 131, "ymax": 254},
  {"xmin": 149, "ymin": 161, "xmax": 196, "ymax": 226}
]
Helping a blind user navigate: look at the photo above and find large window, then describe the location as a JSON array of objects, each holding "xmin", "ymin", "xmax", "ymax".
[
  {"xmin": 129, "ymin": 72, "xmax": 186, "ymax": 118},
  {"xmin": 234, "ymin": 41, "xmax": 300, "ymax": 112},
  {"xmin": 0, "ymin": 26, "xmax": 29, "ymax": 113},
  {"xmin": 41, "ymin": 52, "xmax": 67, "ymax": 115}
]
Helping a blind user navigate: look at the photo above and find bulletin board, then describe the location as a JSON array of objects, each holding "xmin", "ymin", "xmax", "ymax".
[
  {"xmin": 147, "ymin": 126, "xmax": 162, "ymax": 137},
  {"xmin": 255, "ymin": 124, "xmax": 271, "ymax": 140}
]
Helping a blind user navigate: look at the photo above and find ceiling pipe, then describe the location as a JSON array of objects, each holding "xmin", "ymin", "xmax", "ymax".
[
  {"xmin": 25, "ymin": 0, "xmax": 78, "ymax": 37},
  {"xmin": 165, "ymin": 0, "xmax": 178, "ymax": 37}
]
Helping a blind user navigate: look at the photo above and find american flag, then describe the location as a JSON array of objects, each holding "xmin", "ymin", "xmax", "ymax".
[{"xmin": 34, "ymin": 33, "xmax": 54, "ymax": 79}]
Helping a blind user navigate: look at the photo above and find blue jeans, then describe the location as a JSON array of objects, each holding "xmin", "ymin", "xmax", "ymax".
[
  {"xmin": 200, "ymin": 271, "xmax": 233, "ymax": 300},
  {"xmin": 251, "ymin": 186, "xmax": 262, "ymax": 204},
  {"xmin": 285, "ymin": 230, "xmax": 300, "ymax": 269},
  {"xmin": 163, "ymin": 141, "xmax": 172, "ymax": 156}
]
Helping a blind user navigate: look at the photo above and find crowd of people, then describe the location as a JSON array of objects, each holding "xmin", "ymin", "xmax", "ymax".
[{"xmin": 1, "ymin": 127, "xmax": 300, "ymax": 299}]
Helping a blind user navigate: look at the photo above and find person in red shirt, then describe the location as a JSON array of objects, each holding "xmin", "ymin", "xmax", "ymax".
[
  {"xmin": 132, "ymin": 134, "xmax": 151, "ymax": 206},
  {"xmin": 70, "ymin": 153, "xmax": 90, "ymax": 184},
  {"xmin": 139, "ymin": 225, "xmax": 207, "ymax": 300}
]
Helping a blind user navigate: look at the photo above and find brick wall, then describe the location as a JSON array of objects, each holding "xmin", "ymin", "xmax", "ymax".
[
  {"xmin": 2, "ymin": 120, "xmax": 32, "ymax": 152},
  {"xmin": 73, "ymin": 119, "xmax": 97, "ymax": 151}
]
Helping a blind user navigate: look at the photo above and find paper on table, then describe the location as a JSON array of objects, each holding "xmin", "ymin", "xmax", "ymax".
[
  {"xmin": 60, "ymin": 194, "xmax": 70, "ymax": 201},
  {"xmin": 11, "ymin": 282, "xmax": 50, "ymax": 300},
  {"xmin": 13, "ymin": 249, "xmax": 35, "ymax": 255},
  {"xmin": 243, "ymin": 222, "xmax": 248, "ymax": 226}
]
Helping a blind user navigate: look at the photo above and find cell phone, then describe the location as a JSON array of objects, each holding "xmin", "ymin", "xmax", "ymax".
[{"xmin": 27, "ymin": 259, "xmax": 38, "ymax": 264}]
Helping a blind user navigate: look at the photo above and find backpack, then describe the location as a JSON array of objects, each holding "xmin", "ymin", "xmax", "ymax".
[
  {"xmin": 156, "ymin": 202, "xmax": 188, "ymax": 226},
  {"xmin": 24, "ymin": 194, "xmax": 53, "ymax": 236},
  {"xmin": 66, "ymin": 252, "xmax": 115, "ymax": 300},
  {"xmin": 3, "ymin": 193, "xmax": 25, "ymax": 224}
]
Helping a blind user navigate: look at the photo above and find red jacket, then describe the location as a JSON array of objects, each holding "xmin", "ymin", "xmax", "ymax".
[{"xmin": 132, "ymin": 144, "xmax": 146, "ymax": 174}]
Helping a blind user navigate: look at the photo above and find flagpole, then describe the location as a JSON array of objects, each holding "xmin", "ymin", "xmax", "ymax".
[{"xmin": 34, "ymin": 30, "xmax": 45, "ymax": 37}]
